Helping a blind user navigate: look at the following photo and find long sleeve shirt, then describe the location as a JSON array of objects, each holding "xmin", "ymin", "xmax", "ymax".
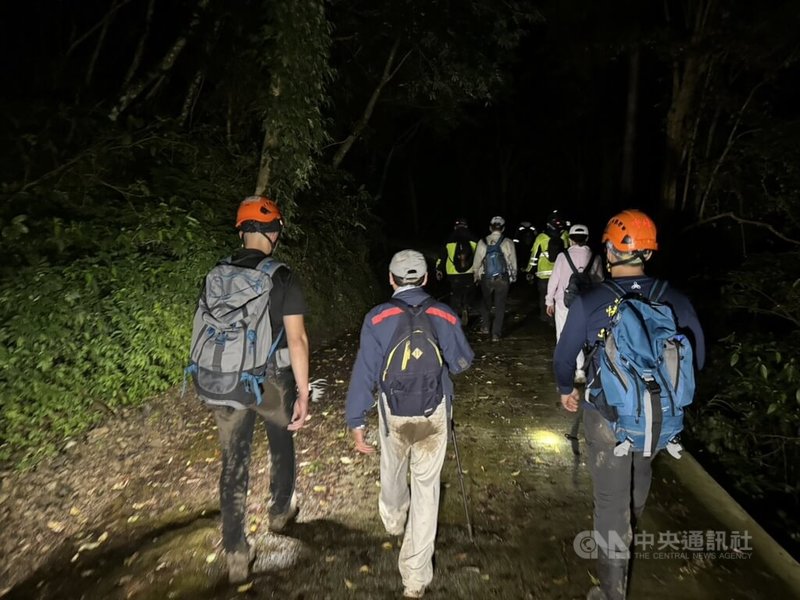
[
  {"xmin": 471, "ymin": 232, "xmax": 517, "ymax": 282},
  {"xmin": 345, "ymin": 286, "xmax": 474, "ymax": 429},
  {"xmin": 545, "ymin": 245, "xmax": 603, "ymax": 309}
]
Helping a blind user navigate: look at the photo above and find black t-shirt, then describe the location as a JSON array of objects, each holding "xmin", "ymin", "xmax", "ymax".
[{"xmin": 228, "ymin": 248, "xmax": 307, "ymax": 349}]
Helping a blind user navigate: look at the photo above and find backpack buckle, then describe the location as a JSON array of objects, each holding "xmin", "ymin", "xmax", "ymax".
[{"xmin": 643, "ymin": 376, "xmax": 660, "ymax": 394}]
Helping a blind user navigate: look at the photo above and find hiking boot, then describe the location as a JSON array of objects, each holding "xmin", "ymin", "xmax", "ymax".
[
  {"xmin": 491, "ymin": 335, "xmax": 501, "ymax": 342},
  {"xmin": 226, "ymin": 543, "xmax": 255, "ymax": 584},
  {"xmin": 268, "ymin": 505, "xmax": 299, "ymax": 533},
  {"xmin": 403, "ymin": 586, "xmax": 426, "ymax": 598},
  {"xmin": 574, "ymin": 369, "xmax": 586, "ymax": 384},
  {"xmin": 479, "ymin": 327, "xmax": 490, "ymax": 335}
]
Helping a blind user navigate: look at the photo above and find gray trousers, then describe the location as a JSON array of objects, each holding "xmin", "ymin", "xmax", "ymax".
[
  {"xmin": 479, "ymin": 276, "xmax": 510, "ymax": 336},
  {"xmin": 584, "ymin": 405, "xmax": 656, "ymax": 598},
  {"xmin": 378, "ymin": 401, "xmax": 448, "ymax": 592}
]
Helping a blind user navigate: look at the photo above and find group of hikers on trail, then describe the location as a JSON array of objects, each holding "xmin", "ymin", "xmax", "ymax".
[{"xmin": 186, "ymin": 196, "xmax": 704, "ymax": 600}]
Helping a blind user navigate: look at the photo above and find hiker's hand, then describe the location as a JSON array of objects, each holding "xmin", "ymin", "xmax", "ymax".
[
  {"xmin": 546, "ymin": 305, "xmax": 555, "ymax": 317},
  {"xmin": 560, "ymin": 389, "xmax": 580, "ymax": 413},
  {"xmin": 352, "ymin": 428, "xmax": 375, "ymax": 454},
  {"xmin": 436, "ymin": 270, "xmax": 444, "ymax": 281},
  {"xmin": 288, "ymin": 394, "xmax": 309, "ymax": 431},
  {"xmin": 526, "ymin": 272, "xmax": 536, "ymax": 283}
]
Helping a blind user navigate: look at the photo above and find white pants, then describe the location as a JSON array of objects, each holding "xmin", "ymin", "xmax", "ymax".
[
  {"xmin": 378, "ymin": 401, "xmax": 448, "ymax": 591},
  {"xmin": 555, "ymin": 303, "xmax": 584, "ymax": 373}
]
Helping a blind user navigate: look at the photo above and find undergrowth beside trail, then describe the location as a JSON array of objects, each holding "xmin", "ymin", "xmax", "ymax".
[{"xmin": 0, "ymin": 129, "xmax": 381, "ymax": 469}]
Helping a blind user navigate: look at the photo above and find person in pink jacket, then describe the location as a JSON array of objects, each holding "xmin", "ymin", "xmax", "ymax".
[{"xmin": 545, "ymin": 224, "xmax": 603, "ymax": 383}]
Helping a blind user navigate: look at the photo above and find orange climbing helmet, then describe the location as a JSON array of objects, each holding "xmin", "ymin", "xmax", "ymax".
[
  {"xmin": 235, "ymin": 196, "xmax": 283, "ymax": 231},
  {"xmin": 602, "ymin": 209, "xmax": 658, "ymax": 253}
]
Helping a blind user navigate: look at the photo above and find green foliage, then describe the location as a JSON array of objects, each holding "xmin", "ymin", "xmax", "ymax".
[
  {"xmin": 688, "ymin": 251, "xmax": 800, "ymax": 546},
  {"xmin": 0, "ymin": 122, "xmax": 379, "ymax": 469},
  {"xmin": 691, "ymin": 334, "xmax": 800, "ymax": 502},
  {"xmin": 720, "ymin": 251, "xmax": 800, "ymax": 328},
  {"xmin": 257, "ymin": 0, "xmax": 333, "ymax": 206}
]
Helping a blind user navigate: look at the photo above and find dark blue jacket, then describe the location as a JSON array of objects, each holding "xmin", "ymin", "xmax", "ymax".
[
  {"xmin": 553, "ymin": 276, "xmax": 705, "ymax": 396},
  {"xmin": 345, "ymin": 287, "xmax": 474, "ymax": 429}
]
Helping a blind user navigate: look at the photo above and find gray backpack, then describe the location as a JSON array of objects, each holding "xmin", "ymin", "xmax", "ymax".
[{"xmin": 185, "ymin": 256, "xmax": 285, "ymax": 409}]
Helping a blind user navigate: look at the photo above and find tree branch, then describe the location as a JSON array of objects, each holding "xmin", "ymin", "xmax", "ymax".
[
  {"xmin": 109, "ymin": 0, "xmax": 209, "ymax": 122},
  {"xmin": 331, "ymin": 38, "xmax": 408, "ymax": 169},
  {"xmin": 122, "ymin": 0, "xmax": 157, "ymax": 89},
  {"xmin": 683, "ymin": 211, "xmax": 800, "ymax": 246},
  {"xmin": 697, "ymin": 80, "xmax": 764, "ymax": 218}
]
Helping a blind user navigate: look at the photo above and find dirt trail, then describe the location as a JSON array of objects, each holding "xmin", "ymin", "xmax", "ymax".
[{"xmin": 0, "ymin": 286, "xmax": 797, "ymax": 599}]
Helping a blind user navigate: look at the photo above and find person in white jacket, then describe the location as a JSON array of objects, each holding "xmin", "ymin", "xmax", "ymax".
[
  {"xmin": 472, "ymin": 216, "xmax": 517, "ymax": 341},
  {"xmin": 546, "ymin": 224, "xmax": 602, "ymax": 382}
]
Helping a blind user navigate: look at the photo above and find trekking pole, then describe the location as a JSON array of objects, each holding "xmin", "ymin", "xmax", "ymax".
[{"xmin": 450, "ymin": 419, "xmax": 474, "ymax": 543}]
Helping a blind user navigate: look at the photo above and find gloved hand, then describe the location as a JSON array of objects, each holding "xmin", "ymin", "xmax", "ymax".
[
  {"xmin": 526, "ymin": 272, "xmax": 536, "ymax": 283},
  {"xmin": 435, "ymin": 270, "xmax": 444, "ymax": 281}
]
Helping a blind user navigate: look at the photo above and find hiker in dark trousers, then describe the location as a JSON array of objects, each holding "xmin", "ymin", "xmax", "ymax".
[
  {"xmin": 472, "ymin": 216, "xmax": 517, "ymax": 341},
  {"xmin": 202, "ymin": 196, "xmax": 310, "ymax": 584},
  {"xmin": 346, "ymin": 250, "xmax": 474, "ymax": 599},
  {"xmin": 435, "ymin": 217, "xmax": 479, "ymax": 325},
  {"xmin": 554, "ymin": 210, "xmax": 705, "ymax": 600}
]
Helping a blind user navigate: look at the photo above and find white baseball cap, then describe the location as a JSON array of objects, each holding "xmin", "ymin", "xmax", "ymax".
[
  {"xmin": 490, "ymin": 216, "xmax": 506, "ymax": 228},
  {"xmin": 389, "ymin": 249, "xmax": 427, "ymax": 279},
  {"xmin": 569, "ymin": 224, "xmax": 589, "ymax": 236}
]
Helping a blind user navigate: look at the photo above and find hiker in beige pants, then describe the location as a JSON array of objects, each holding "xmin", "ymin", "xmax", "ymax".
[
  {"xmin": 378, "ymin": 402, "xmax": 448, "ymax": 591},
  {"xmin": 345, "ymin": 250, "xmax": 474, "ymax": 598}
]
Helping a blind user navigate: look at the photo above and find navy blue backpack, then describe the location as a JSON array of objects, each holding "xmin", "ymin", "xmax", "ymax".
[
  {"xmin": 589, "ymin": 280, "xmax": 696, "ymax": 457},
  {"xmin": 378, "ymin": 298, "xmax": 445, "ymax": 431}
]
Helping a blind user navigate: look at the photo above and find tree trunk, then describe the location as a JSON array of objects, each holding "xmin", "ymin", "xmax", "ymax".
[
  {"xmin": 620, "ymin": 46, "xmax": 639, "ymax": 201},
  {"xmin": 332, "ymin": 38, "xmax": 408, "ymax": 169},
  {"xmin": 255, "ymin": 76, "xmax": 280, "ymax": 196},
  {"xmin": 109, "ymin": 0, "xmax": 208, "ymax": 122},
  {"xmin": 179, "ymin": 70, "xmax": 204, "ymax": 128},
  {"xmin": 659, "ymin": 0, "xmax": 716, "ymax": 216},
  {"xmin": 122, "ymin": 0, "xmax": 156, "ymax": 89},
  {"xmin": 84, "ymin": 0, "xmax": 118, "ymax": 86}
]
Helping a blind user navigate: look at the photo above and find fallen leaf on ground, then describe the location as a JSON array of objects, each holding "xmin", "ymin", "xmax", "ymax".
[
  {"xmin": 359, "ymin": 565, "xmax": 370, "ymax": 573},
  {"xmin": 382, "ymin": 542, "xmax": 393, "ymax": 551},
  {"xmin": 344, "ymin": 578, "xmax": 354, "ymax": 589},
  {"xmin": 47, "ymin": 521, "xmax": 66, "ymax": 533},
  {"xmin": 313, "ymin": 485, "xmax": 327, "ymax": 493},
  {"xmin": 237, "ymin": 582, "xmax": 253, "ymax": 592},
  {"xmin": 340, "ymin": 456, "xmax": 353, "ymax": 465},
  {"xmin": 205, "ymin": 553, "xmax": 217, "ymax": 564}
]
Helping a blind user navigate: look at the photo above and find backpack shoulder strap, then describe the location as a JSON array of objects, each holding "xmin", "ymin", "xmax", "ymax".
[
  {"xmin": 563, "ymin": 250, "xmax": 578, "ymax": 274},
  {"xmin": 255, "ymin": 257, "xmax": 286, "ymax": 277},
  {"xmin": 603, "ymin": 279, "xmax": 627, "ymax": 297},
  {"xmin": 648, "ymin": 279, "xmax": 669, "ymax": 302}
]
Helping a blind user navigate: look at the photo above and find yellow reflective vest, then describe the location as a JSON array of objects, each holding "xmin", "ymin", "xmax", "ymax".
[
  {"xmin": 527, "ymin": 231, "xmax": 570, "ymax": 279},
  {"xmin": 436, "ymin": 240, "xmax": 478, "ymax": 275}
]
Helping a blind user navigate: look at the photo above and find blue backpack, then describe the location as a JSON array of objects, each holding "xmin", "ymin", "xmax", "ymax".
[
  {"xmin": 378, "ymin": 298, "xmax": 445, "ymax": 431},
  {"xmin": 589, "ymin": 280, "xmax": 695, "ymax": 457},
  {"xmin": 483, "ymin": 236, "xmax": 508, "ymax": 278}
]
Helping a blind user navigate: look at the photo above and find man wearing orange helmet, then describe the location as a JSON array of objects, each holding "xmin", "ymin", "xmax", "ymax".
[
  {"xmin": 553, "ymin": 209, "xmax": 705, "ymax": 600},
  {"xmin": 212, "ymin": 196, "xmax": 310, "ymax": 583}
]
